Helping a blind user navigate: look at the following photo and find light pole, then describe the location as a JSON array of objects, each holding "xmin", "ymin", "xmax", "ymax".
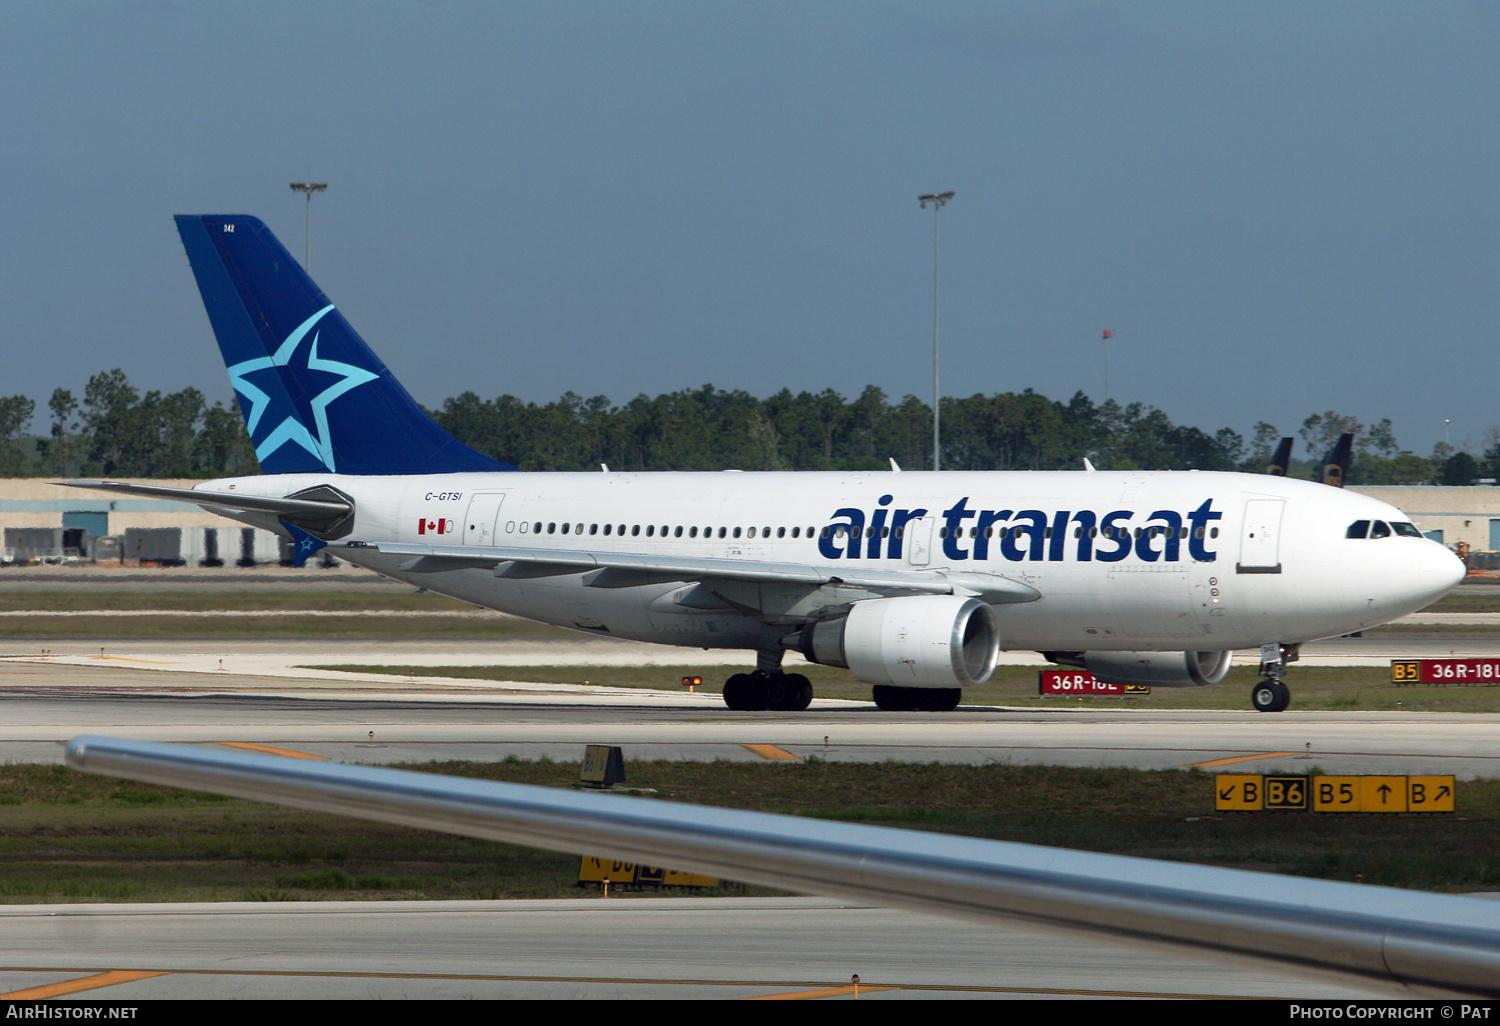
[
  {"xmin": 919, "ymin": 190, "xmax": 954, "ymax": 471},
  {"xmin": 1102, "ymin": 329, "xmax": 1113, "ymax": 402},
  {"xmin": 289, "ymin": 182, "xmax": 328, "ymax": 272}
]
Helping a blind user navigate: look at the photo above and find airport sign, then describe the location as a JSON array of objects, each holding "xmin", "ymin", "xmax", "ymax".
[
  {"xmin": 1038, "ymin": 670, "xmax": 1149, "ymax": 696},
  {"xmin": 1392, "ymin": 658, "xmax": 1500, "ymax": 685},
  {"xmin": 1219, "ymin": 774, "xmax": 1455, "ymax": 813}
]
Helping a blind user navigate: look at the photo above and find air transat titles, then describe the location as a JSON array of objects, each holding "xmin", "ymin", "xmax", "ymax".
[{"xmin": 819, "ymin": 496, "xmax": 1223, "ymax": 563}]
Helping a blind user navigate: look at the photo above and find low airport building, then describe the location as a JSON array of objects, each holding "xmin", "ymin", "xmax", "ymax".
[
  {"xmin": 0, "ymin": 478, "xmax": 288, "ymax": 566},
  {"xmin": 1351, "ymin": 486, "xmax": 1500, "ymax": 563}
]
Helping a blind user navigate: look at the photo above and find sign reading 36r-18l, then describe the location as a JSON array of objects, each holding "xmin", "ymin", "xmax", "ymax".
[{"xmin": 1392, "ymin": 658, "xmax": 1500, "ymax": 684}]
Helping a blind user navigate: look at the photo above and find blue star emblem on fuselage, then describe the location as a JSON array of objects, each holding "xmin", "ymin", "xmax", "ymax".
[{"xmin": 226, "ymin": 305, "xmax": 379, "ymax": 472}]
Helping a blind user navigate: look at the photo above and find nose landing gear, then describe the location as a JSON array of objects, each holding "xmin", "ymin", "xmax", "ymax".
[{"xmin": 1251, "ymin": 642, "xmax": 1295, "ymax": 713}]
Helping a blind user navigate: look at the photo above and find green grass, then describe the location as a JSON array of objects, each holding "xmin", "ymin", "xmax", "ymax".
[
  {"xmin": 1, "ymin": 760, "xmax": 1497, "ymax": 902},
  {"xmin": 1424, "ymin": 590, "xmax": 1500, "ymax": 613},
  {"xmin": 306, "ymin": 662, "xmax": 1500, "ymax": 712}
]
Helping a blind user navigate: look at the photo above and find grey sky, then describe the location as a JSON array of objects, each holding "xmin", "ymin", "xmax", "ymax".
[{"xmin": 2, "ymin": 1, "xmax": 1496, "ymax": 458}]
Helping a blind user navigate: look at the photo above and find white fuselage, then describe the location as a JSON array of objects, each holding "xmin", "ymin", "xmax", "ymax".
[{"xmin": 203, "ymin": 469, "xmax": 1465, "ymax": 657}]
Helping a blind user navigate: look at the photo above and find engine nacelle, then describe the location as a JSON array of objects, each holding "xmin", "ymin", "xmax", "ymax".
[
  {"xmin": 790, "ymin": 596, "xmax": 1000, "ymax": 687},
  {"xmin": 1078, "ymin": 649, "xmax": 1233, "ymax": 688}
]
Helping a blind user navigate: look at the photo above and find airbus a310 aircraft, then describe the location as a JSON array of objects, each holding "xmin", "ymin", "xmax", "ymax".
[{"xmin": 72, "ymin": 215, "xmax": 1465, "ymax": 713}]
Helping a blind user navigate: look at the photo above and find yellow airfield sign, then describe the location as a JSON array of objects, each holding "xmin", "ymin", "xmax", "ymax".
[
  {"xmin": 578, "ymin": 857, "xmax": 718, "ymax": 887},
  {"xmin": 1216, "ymin": 774, "xmax": 1454, "ymax": 813}
]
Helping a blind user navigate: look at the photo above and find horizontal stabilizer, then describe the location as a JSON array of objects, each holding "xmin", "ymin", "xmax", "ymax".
[{"xmin": 62, "ymin": 479, "xmax": 351, "ymax": 519}]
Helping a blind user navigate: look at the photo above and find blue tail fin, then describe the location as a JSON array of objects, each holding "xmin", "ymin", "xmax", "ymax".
[{"xmin": 174, "ymin": 214, "xmax": 515, "ymax": 476}]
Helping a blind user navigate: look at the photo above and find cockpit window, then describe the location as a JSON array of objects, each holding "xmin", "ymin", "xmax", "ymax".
[
  {"xmin": 1369, "ymin": 520, "xmax": 1392, "ymax": 539},
  {"xmin": 1391, "ymin": 521, "xmax": 1423, "ymax": 538},
  {"xmin": 1346, "ymin": 520, "xmax": 1370, "ymax": 539}
]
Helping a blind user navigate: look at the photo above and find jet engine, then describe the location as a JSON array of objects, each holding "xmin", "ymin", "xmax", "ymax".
[
  {"xmin": 788, "ymin": 596, "xmax": 1000, "ymax": 687},
  {"xmin": 1049, "ymin": 649, "xmax": 1233, "ymax": 688}
]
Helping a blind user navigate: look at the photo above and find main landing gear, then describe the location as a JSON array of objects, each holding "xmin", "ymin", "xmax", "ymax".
[
  {"xmin": 872, "ymin": 685, "xmax": 961, "ymax": 712},
  {"xmin": 1250, "ymin": 642, "xmax": 1294, "ymax": 713},
  {"xmin": 722, "ymin": 670, "xmax": 813, "ymax": 711}
]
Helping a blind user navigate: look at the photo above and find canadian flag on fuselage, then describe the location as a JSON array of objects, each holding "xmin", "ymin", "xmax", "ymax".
[{"xmin": 417, "ymin": 519, "xmax": 453, "ymax": 535}]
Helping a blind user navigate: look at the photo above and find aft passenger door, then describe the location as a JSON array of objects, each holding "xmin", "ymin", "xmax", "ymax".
[
  {"xmin": 1237, "ymin": 499, "xmax": 1284, "ymax": 574},
  {"xmin": 462, "ymin": 492, "xmax": 506, "ymax": 547}
]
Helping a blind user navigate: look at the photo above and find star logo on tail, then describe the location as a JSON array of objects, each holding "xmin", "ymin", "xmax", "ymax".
[{"xmin": 226, "ymin": 305, "xmax": 379, "ymax": 472}]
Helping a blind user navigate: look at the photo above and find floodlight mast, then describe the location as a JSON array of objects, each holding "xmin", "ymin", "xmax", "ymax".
[
  {"xmin": 289, "ymin": 182, "xmax": 328, "ymax": 272},
  {"xmin": 918, "ymin": 190, "xmax": 955, "ymax": 471}
]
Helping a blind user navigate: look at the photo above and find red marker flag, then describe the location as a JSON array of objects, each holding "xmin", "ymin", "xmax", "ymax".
[{"xmin": 1102, "ymin": 329, "xmax": 1112, "ymax": 340}]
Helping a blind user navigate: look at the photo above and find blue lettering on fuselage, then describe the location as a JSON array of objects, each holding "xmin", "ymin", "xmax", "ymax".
[{"xmin": 821, "ymin": 497, "xmax": 1222, "ymax": 562}]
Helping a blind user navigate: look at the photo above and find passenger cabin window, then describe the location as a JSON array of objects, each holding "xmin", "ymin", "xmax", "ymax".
[
  {"xmin": 1391, "ymin": 522, "xmax": 1423, "ymax": 538},
  {"xmin": 1347, "ymin": 520, "xmax": 1370, "ymax": 539},
  {"xmin": 1370, "ymin": 520, "xmax": 1392, "ymax": 539}
]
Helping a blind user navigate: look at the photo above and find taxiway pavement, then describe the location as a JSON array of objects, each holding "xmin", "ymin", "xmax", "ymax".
[
  {"xmin": 2, "ymin": 647, "xmax": 1498, "ymax": 777},
  {"xmin": 0, "ymin": 897, "xmax": 1397, "ymax": 1000}
]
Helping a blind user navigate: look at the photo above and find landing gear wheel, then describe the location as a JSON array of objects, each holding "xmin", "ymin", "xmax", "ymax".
[
  {"xmin": 1251, "ymin": 680, "xmax": 1291, "ymax": 713},
  {"xmin": 786, "ymin": 673, "xmax": 813, "ymax": 711},
  {"xmin": 723, "ymin": 673, "xmax": 768, "ymax": 711},
  {"xmin": 872, "ymin": 685, "xmax": 914, "ymax": 711},
  {"xmin": 761, "ymin": 672, "xmax": 815, "ymax": 711},
  {"xmin": 917, "ymin": 688, "xmax": 961, "ymax": 712}
]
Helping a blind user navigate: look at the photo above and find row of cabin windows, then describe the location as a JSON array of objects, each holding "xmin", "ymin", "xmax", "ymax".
[
  {"xmin": 518, "ymin": 522, "xmax": 820, "ymax": 539},
  {"xmin": 508, "ymin": 521, "xmax": 1221, "ymax": 542},
  {"xmin": 1346, "ymin": 520, "xmax": 1423, "ymax": 539}
]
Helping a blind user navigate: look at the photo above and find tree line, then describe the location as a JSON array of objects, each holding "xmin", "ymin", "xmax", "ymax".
[{"xmin": 0, "ymin": 369, "xmax": 1489, "ymax": 486}]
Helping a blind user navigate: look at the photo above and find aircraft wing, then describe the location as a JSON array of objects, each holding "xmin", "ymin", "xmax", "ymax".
[
  {"xmin": 64, "ymin": 736, "xmax": 1500, "ymax": 997},
  {"xmin": 360, "ymin": 540, "xmax": 1041, "ymax": 605}
]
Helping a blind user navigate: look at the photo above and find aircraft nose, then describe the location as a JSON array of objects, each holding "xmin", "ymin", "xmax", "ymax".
[{"xmin": 1427, "ymin": 542, "xmax": 1468, "ymax": 593}]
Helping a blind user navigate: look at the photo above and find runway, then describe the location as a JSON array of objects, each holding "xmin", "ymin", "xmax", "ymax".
[
  {"xmin": 2, "ymin": 610, "xmax": 1498, "ymax": 999},
  {"xmin": 0, "ymin": 897, "xmax": 1396, "ymax": 1000},
  {"xmin": 2, "ymin": 649, "xmax": 1499, "ymax": 778}
]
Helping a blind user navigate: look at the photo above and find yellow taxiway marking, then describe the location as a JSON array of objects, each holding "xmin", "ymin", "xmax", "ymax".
[
  {"xmin": 86, "ymin": 655, "xmax": 178, "ymax": 664},
  {"xmin": 746, "ymin": 984, "xmax": 899, "ymax": 1000},
  {"xmin": 740, "ymin": 744, "xmax": 800, "ymax": 761},
  {"xmin": 0, "ymin": 968, "xmax": 1241, "ymax": 999},
  {"xmin": 1185, "ymin": 752, "xmax": 1301, "ymax": 769},
  {"xmin": 217, "ymin": 742, "xmax": 328, "ymax": 761},
  {"xmin": 0, "ymin": 970, "xmax": 169, "ymax": 1000}
]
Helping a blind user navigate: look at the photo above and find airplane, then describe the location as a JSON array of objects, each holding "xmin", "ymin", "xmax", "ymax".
[{"xmin": 68, "ymin": 215, "xmax": 1466, "ymax": 714}]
